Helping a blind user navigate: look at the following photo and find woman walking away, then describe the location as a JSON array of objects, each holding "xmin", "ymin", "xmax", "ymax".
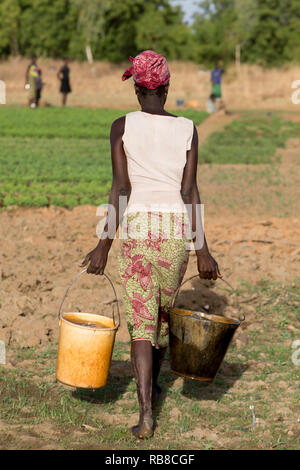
[
  {"xmin": 57, "ymin": 58, "xmax": 71, "ymax": 106},
  {"xmin": 81, "ymin": 50, "xmax": 221, "ymax": 439}
]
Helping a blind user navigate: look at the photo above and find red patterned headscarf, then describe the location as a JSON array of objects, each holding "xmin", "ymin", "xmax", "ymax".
[{"xmin": 122, "ymin": 50, "xmax": 170, "ymax": 90}]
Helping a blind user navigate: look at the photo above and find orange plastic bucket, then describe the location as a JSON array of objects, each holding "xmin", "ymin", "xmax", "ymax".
[{"xmin": 56, "ymin": 269, "xmax": 120, "ymax": 389}]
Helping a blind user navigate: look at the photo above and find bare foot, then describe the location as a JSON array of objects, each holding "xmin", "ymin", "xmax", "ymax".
[{"xmin": 132, "ymin": 417, "xmax": 154, "ymax": 439}]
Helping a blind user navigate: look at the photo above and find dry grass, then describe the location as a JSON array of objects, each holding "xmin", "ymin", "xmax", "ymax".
[{"xmin": 1, "ymin": 58, "xmax": 300, "ymax": 110}]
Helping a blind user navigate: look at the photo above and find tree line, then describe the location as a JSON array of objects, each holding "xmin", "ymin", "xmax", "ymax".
[{"xmin": 0, "ymin": 0, "xmax": 300, "ymax": 66}]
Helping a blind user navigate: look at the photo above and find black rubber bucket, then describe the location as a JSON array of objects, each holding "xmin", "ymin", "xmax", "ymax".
[{"xmin": 169, "ymin": 276, "xmax": 244, "ymax": 382}]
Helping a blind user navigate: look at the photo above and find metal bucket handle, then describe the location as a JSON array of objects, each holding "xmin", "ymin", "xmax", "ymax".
[
  {"xmin": 58, "ymin": 268, "xmax": 121, "ymax": 326},
  {"xmin": 170, "ymin": 275, "xmax": 245, "ymax": 322}
]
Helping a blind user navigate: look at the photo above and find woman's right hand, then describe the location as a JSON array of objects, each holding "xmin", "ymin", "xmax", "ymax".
[{"xmin": 81, "ymin": 243, "xmax": 108, "ymax": 275}]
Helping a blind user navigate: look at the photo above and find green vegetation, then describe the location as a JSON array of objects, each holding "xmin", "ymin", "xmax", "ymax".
[
  {"xmin": 0, "ymin": 106, "xmax": 208, "ymax": 208},
  {"xmin": 193, "ymin": 0, "xmax": 300, "ymax": 66},
  {"xmin": 1, "ymin": 108, "xmax": 299, "ymax": 210},
  {"xmin": 1, "ymin": 0, "xmax": 300, "ymax": 66},
  {"xmin": 199, "ymin": 112, "xmax": 300, "ymax": 164},
  {"xmin": 0, "ymin": 107, "xmax": 207, "ymax": 139},
  {"xmin": 1, "ymin": 279, "xmax": 299, "ymax": 449},
  {"xmin": 0, "ymin": 0, "xmax": 191, "ymax": 62}
]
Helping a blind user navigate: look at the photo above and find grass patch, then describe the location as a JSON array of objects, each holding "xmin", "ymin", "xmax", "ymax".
[{"xmin": 199, "ymin": 112, "xmax": 300, "ymax": 164}]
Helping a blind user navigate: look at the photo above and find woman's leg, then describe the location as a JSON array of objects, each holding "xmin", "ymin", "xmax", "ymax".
[
  {"xmin": 62, "ymin": 93, "xmax": 67, "ymax": 106},
  {"xmin": 131, "ymin": 340, "xmax": 154, "ymax": 438},
  {"xmin": 152, "ymin": 346, "xmax": 167, "ymax": 403}
]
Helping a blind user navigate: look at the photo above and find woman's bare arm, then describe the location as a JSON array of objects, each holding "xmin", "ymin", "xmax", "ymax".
[
  {"xmin": 181, "ymin": 125, "xmax": 221, "ymax": 280},
  {"xmin": 81, "ymin": 117, "xmax": 131, "ymax": 274}
]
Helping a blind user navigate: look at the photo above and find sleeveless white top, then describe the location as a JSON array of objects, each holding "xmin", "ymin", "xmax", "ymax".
[{"xmin": 122, "ymin": 111, "xmax": 194, "ymax": 213}]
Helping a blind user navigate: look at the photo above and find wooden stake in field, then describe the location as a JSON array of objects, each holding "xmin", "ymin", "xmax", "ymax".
[
  {"xmin": 235, "ymin": 43, "xmax": 241, "ymax": 75},
  {"xmin": 85, "ymin": 45, "xmax": 94, "ymax": 65}
]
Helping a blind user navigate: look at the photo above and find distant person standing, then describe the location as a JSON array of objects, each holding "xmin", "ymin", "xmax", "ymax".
[
  {"xmin": 211, "ymin": 62, "xmax": 224, "ymax": 108},
  {"xmin": 25, "ymin": 56, "xmax": 40, "ymax": 108},
  {"xmin": 35, "ymin": 69, "xmax": 43, "ymax": 107},
  {"xmin": 57, "ymin": 58, "xmax": 71, "ymax": 106}
]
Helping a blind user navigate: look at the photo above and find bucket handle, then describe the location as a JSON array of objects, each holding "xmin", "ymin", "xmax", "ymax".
[
  {"xmin": 170, "ymin": 275, "xmax": 245, "ymax": 322},
  {"xmin": 58, "ymin": 268, "xmax": 121, "ymax": 326}
]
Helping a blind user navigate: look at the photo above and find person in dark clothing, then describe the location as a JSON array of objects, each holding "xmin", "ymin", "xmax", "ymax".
[
  {"xmin": 35, "ymin": 69, "xmax": 43, "ymax": 107},
  {"xmin": 57, "ymin": 58, "xmax": 71, "ymax": 106}
]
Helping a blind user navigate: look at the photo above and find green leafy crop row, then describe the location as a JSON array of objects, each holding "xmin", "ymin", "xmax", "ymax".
[
  {"xmin": 199, "ymin": 113, "xmax": 300, "ymax": 164},
  {"xmin": 0, "ymin": 107, "xmax": 208, "ymax": 208}
]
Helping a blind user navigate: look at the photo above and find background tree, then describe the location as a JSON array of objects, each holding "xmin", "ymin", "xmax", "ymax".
[
  {"xmin": 232, "ymin": 0, "xmax": 259, "ymax": 68},
  {"xmin": 19, "ymin": 0, "xmax": 78, "ymax": 57},
  {"xmin": 98, "ymin": 0, "xmax": 190, "ymax": 62},
  {"xmin": 192, "ymin": 0, "xmax": 236, "ymax": 66},
  {"xmin": 1, "ymin": 0, "xmax": 300, "ymax": 66},
  {"xmin": 0, "ymin": 0, "xmax": 21, "ymax": 56},
  {"xmin": 71, "ymin": 0, "xmax": 110, "ymax": 62},
  {"xmin": 241, "ymin": 0, "xmax": 300, "ymax": 66},
  {"xmin": 135, "ymin": 1, "xmax": 192, "ymax": 60},
  {"xmin": 95, "ymin": 0, "xmax": 145, "ymax": 63},
  {"xmin": 192, "ymin": 0, "xmax": 300, "ymax": 67}
]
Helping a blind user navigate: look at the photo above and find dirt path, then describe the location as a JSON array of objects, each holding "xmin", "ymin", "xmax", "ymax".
[{"xmin": 197, "ymin": 110, "xmax": 241, "ymax": 145}]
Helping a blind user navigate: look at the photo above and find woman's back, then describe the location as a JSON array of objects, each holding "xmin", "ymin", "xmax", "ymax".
[{"xmin": 123, "ymin": 111, "xmax": 194, "ymax": 212}]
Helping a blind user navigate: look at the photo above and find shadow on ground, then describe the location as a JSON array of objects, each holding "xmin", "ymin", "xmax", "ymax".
[
  {"xmin": 73, "ymin": 280, "xmax": 247, "ymax": 426},
  {"xmin": 152, "ymin": 359, "xmax": 248, "ymax": 426},
  {"xmin": 175, "ymin": 277, "xmax": 231, "ymax": 316},
  {"xmin": 181, "ymin": 360, "xmax": 248, "ymax": 400},
  {"xmin": 154, "ymin": 279, "xmax": 247, "ymax": 421},
  {"xmin": 72, "ymin": 360, "xmax": 133, "ymax": 404}
]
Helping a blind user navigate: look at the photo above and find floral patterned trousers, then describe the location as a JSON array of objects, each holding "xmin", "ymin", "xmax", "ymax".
[{"xmin": 118, "ymin": 212, "xmax": 190, "ymax": 348}]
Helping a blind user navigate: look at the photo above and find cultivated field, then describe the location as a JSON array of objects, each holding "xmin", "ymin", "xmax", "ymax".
[
  {"xmin": 0, "ymin": 102, "xmax": 300, "ymax": 449},
  {"xmin": 0, "ymin": 107, "xmax": 206, "ymax": 208}
]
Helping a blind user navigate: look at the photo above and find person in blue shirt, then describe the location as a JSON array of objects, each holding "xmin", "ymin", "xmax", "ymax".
[{"xmin": 211, "ymin": 62, "xmax": 224, "ymax": 99}]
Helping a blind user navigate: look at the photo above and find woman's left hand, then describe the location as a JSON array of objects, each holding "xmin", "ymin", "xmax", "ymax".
[
  {"xmin": 81, "ymin": 243, "xmax": 108, "ymax": 275},
  {"xmin": 197, "ymin": 250, "xmax": 221, "ymax": 280}
]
